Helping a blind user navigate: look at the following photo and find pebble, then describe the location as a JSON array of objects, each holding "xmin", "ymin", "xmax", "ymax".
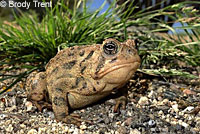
[
  {"xmin": 158, "ymin": 110, "xmax": 164, "ymax": 116},
  {"xmin": 127, "ymin": 111, "xmax": 132, "ymax": 116},
  {"xmin": 20, "ymin": 124, "xmax": 26, "ymax": 128},
  {"xmin": 115, "ymin": 121, "xmax": 121, "ymax": 125},
  {"xmin": 25, "ymin": 101, "xmax": 33, "ymax": 111},
  {"xmin": 104, "ymin": 117, "xmax": 110, "ymax": 124},
  {"xmin": 80, "ymin": 129, "xmax": 85, "ymax": 134},
  {"xmin": 195, "ymin": 117, "xmax": 200, "ymax": 123},
  {"xmin": 10, "ymin": 96, "xmax": 17, "ymax": 105},
  {"xmin": 147, "ymin": 90, "xmax": 154, "ymax": 98},
  {"xmin": 38, "ymin": 127, "xmax": 46, "ymax": 134},
  {"xmin": 124, "ymin": 117, "xmax": 133, "ymax": 126},
  {"xmin": 171, "ymin": 104, "xmax": 179, "ymax": 113},
  {"xmin": 72, "ymin": 128, "xmax": 79, "ymax": 134},
  {"xmin": 68, "ymin": 128, "xmax": 75, "ymax": 133},
  {"xmin": 182, "ymin": 106, "xmax": 194, "ymax": 113},
  {"xmin": 80, "ymin": 124, "xmax": 87, "ymax": 130},
  {"xmin": 138, "ymin": 96, "xmax": 149, "ymax": 106},
  {"xmin": 157, "ymin": 86, "xmax": 164, "ymax": 93},
  {"xmin": 116, "ymin": 126, "xmax": 127, "ymax": 134},
  {"xmin": 27, "ymin": 129, "xmax": 37, "ymax": 134},
  {"xmin": 183, "ymin": 89, "xmax": 196, "ymax": 95},
  {"xmin": 8, "ymin": 105, "xmax": 17, "ymax": 112},
  {"xmin": 19, "ymin": 129, "xmax": 25, "ymax": 133},
  {"xmin": 157, "ymin": 96, "xmax": 163, "ymax": 101},
  {"xmin": 152, "ymin": 99, "xmax": 158, "ymax": 105},
  {"xmin": 51, "ymin": 126, "xmax": 57, "ymax": 132},
  {"xmin": 0, "ymin": 100, "xmax": 5, "ymax": 109},
  {"xmin": 148, "ymin": 120, "xmax": 156, "ymax": 127},
  {"xmin": 179, "ymin": 120, "xmax": 189, "ymax": 128},
  {"xmin": 5, "ymin": 124, "xmax": 13, "ymax": 132},
  {"xmin": 130, "ymin": 129, "xmax": 141, "ymax": 134},
  {"xmin": 160, "ymin": 99, "xmax": 169, "ymax": 105},
  {"xmin": 0, "ymin": 114, "xmax": 7, "ymax": 120}
]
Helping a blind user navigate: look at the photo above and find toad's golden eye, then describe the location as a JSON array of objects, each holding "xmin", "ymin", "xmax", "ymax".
[{"xmin": 103, "ymin": 41, "xmax": 118, "ymax": 55}]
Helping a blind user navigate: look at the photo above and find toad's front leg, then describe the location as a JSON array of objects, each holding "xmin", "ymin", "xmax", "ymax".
[
  {"xmin": 51, "ymin": 78, "xmax": 82, "ymax": 126},
  {"xmin": 113, "ymin": 87, "xmax": 128, "ymax": 112}
]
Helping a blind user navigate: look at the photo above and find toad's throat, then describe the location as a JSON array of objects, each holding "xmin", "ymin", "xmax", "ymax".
[{"xmin": 93, "ymin": 62, "xmax": 140, "ymax": 79}]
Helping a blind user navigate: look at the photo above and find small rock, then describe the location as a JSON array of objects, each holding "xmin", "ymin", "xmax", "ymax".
[
  {"xmin": 148, "ymin": 90, "xmax": 155, "ymax": 98},
  {"xmin": 51, "ymin": 126, "xmax": 57, "ymax": 132},
  {"xmin": 157, "ymin": 96, "xmax": 163, "ymax": 101},
  {"xmin": 0, "ymin": 100, "xmax": 5, "ymax": 109},
  {"xmin": 182, "ymin": 106, "xmax": 194, "ymax": 113},
  {"xmin": 27, "ymin": 129, "xmax": 37, "ymax": 134},
  {"xmin": 25, "ymin": 101, "xmax": 33, "ymax": 111},
  {"xmin": 179, "ymin": 120, "xmax": 189, "ymax": 128},
  {"xmin": 72, "ymin": 128, "xmax": 79, "ymax": 134},
  {"xmin": 62, "ymin": 126, "xmax": 69, "ymax": 133},
  {"xmin": 80, "ymin": 124, "xmax": 87, "ymax": 130},
  {"xmin": 47, "ymin": 111, "xmax": 55, "ymax": 119},
  {"xmin": 183, "ymin": 89, "xmax": 196, "ymax": 95},
  {"xmin": 115, "ymin": 121, "xmax": 121, "ymax": 125},
  {"xmin": 68, "ymin": 128, "xmax": 74, "ymax": 133},
  {"xmin": 150, "ymin": 128, "xmax": 156, "ymax": 132},
  {"xmin": 7, "ymin": 90, "xmax": 16, "ymax": 96},
  {"xmin": 124, "ymin": 117, "xmax": 133, "ymax": 126},
  {"xmin": 138, "ymin": 96, "xmax": 149, "ymax": 106},
  {"xmin": 38, "ymin": 127, "xmax": 46, "ymax": 134},
  {"xmin": 120, "ymin": 110, "xmax": 126, "ymax": 115},
  {"xmin": 10, "ymin": 96, "xmax": 17, "ymax": 105},
  {"xmin": 160, "ymin": 99, "xmax": 169, "ymax": 105},
  {"xmin": 108, "ymin": 113, "xmax": 115, "ymax": 119},
  {"xmin": 195, "ymin": 117, "xmax": 200, "ymax": 122},
  {"xmin": 8, "ymin": 105, "xmax": 17, "ymax": 112},
  {"xmin": 80, "ymin": 109, "xmax": 85, "ymax": 113},
  {"xmin": 5, "ymin": 120, "xmax": 11, "ymax": 125},
  {"xmin": 148, "ymin": 120, "xmax": 156, "ymax": 127},
  {"xmin": 20, "ymin": 124, "xmax": 26, "ymax": 128},
  {"xmin": 19, "ymin": 129, "xmax": 25, "ymax": 133},
  {"xmin": 175, "ymin": 124, "xmax": 184, "ymax": 130},
  {"xmin": 0, "ymin": 114, "xmax": 7, "ymax": 120},
  {"xmin": 104, "ymin": 117, "xmax": 110, "ymax": 124},
  {"xmin": 80, "ymin": 129, "xmax": 85, "ymax": 134},
  {"xmin": 141, "ymin": 115, "xmax": 150, "ymax": 122},
  {"xmin": 130, "ymin": 129, "xmax": 141, "ymax": 134},
  {"xmin": 157, "ymin": 86, "xmax": 164, "ymax": 93},
  {"xmin": 98, "ymin": 127, "xmax": 108, "ymax": 134},
  {"xmin": 116, "ymin": 126, "xmax": 127, "ymax": 134},
  {"xmin": 172, "ymin": 104, "xmax": 179, "ymax": 113},
  {"xmin": 152, "ymin": 99, "xmax": 158, "ymax": 105},
  {"xmin": 158, "ymin": 110, "xmax": 164, "ymax": 116},
  {"xmin": 5, "ymin": 124, "xmax": 13, "ymax": 133}
]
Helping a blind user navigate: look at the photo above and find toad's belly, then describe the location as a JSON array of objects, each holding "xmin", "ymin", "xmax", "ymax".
[{"xmin": 67, "ymin": 92, "xmax": 110, "ymax": 109}]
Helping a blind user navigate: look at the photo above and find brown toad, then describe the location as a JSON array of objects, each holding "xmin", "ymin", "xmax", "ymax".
[{"xmin": 26, "ymin": 38, "xmax": 140, "ymax": 125}]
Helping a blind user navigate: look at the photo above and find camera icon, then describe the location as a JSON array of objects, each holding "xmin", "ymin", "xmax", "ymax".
[{"xmin": 0, "ymin": 0, "xmax": 7, "ymax": 7}]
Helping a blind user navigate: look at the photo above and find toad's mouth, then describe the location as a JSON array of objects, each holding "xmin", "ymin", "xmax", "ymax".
[{"xmin": 92, "ymin": 62, "xmax": 140, "ymax": 79}]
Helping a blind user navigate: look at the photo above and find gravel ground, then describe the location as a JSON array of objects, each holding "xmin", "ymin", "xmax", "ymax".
[{"xmin": 0, "ymin": 67, "xmax": 200, "ymax": 134}]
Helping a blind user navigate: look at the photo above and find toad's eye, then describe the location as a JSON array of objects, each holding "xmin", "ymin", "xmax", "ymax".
[{"xmin": 103, "ymin": 41, "xmax": 118, "ymax": 55}]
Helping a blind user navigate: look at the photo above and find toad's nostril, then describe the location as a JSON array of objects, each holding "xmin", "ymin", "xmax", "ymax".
[{"xmin": 127, "ymin": 49, "xmax": 133, "ymax": 55}]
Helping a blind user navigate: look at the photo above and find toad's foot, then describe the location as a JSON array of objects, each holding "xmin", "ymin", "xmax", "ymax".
[
  {"xmin": 32, "ymin": 101, "xmax": 52, "ymax": 112},
  {"xmin": 114, "ymin": 95, "xmax": 127, "ymax": 112}
]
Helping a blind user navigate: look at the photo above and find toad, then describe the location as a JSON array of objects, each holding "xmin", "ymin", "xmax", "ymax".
[{"xmin": 26, "ymin": 38, "xmax": 140, "ymax": 125}]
